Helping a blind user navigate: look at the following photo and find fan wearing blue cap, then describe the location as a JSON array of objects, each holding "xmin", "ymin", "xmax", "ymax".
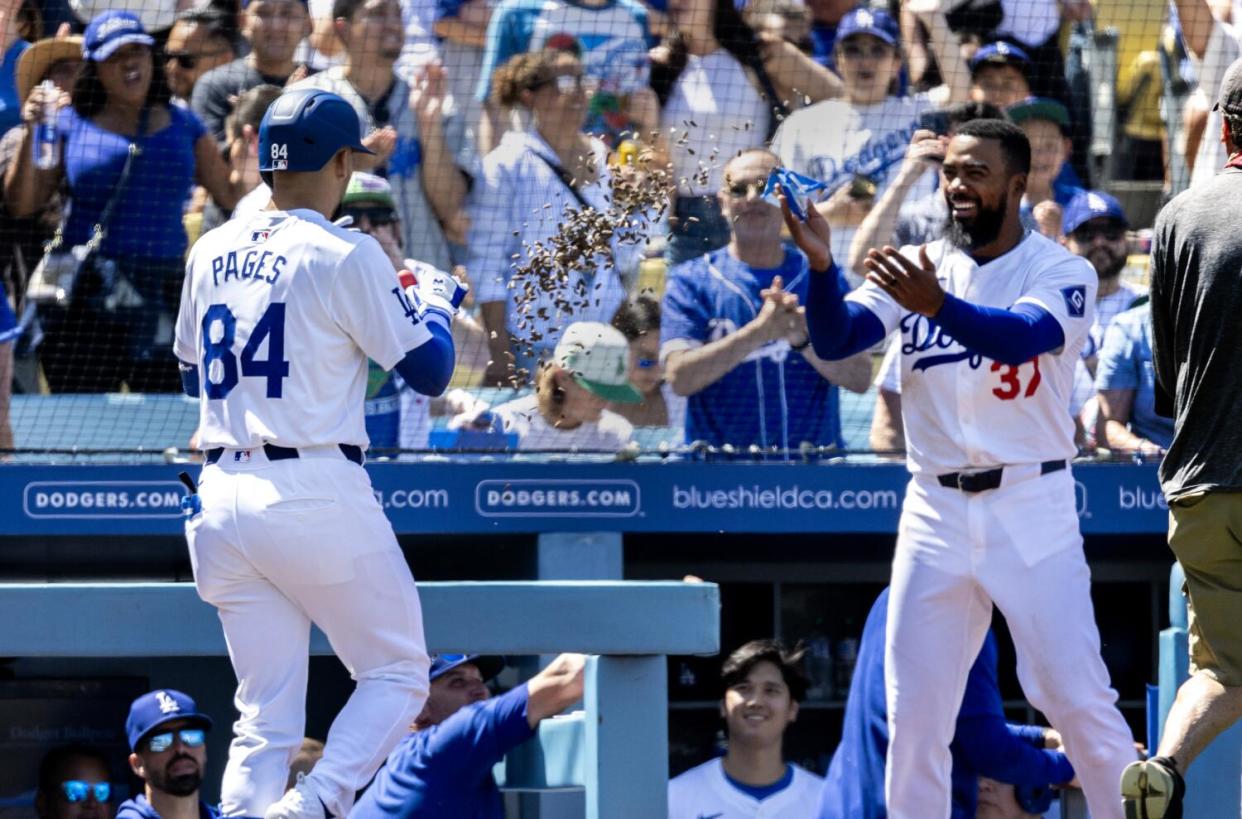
[
  {"xmin": 116, "ymin": 690, "xmax": 219, "ymax": 819},
  {"xmin": 770, "ymin": 4, "xmax": 970, "ymax": 267},
  {"xmin": 967, "ymin": 41, "xmax": 1032, "ymax": 109},
  {"xmin": 351, "ymin": 654, "xmax": 586, "ymax": 819},
  {"xmin": 6, "ymin": 8, "xmax": 243, "ymax": 393}
]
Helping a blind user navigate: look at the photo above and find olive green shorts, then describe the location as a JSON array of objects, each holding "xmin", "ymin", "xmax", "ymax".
[{"xmin": 1169, "ymin": 491, "xmax": 1242, "ymax": 687}]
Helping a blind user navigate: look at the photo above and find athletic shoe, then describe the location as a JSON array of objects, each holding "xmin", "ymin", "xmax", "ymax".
[
  {"xmin": 1121, "ymin": 755, "xmax": 1185, "ymax": 819},
  {"xmin": 264, "ymin": 773, "xmax": 327, "ymax": 819}
]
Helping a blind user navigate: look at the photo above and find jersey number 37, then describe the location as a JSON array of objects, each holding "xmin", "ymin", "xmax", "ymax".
[{"xmin": 202, "ymin": 302, "xmax": 290, "ymax": 399}]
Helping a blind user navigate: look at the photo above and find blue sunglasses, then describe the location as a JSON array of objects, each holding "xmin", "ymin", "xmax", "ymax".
[
  {"xmin": 60, "ymin": 781, "xmax": 110, "ymax": 803},
  {"xmin": 147, "ymin": 728, "xmax": 206, "ymax": 753}
]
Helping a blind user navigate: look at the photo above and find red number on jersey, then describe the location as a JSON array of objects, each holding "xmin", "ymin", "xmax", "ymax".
[{"xmin": 990, "ymin": 357, "xmax": 1042, "ymax": 400}]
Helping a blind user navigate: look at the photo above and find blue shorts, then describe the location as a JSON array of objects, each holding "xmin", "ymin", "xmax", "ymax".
[{"xmin": 0, "ymin": 281, "xmax": 17, "ymax": 344}]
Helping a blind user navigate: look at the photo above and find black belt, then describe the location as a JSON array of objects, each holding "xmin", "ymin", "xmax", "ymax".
[
  {"xmin": 205, "ymin": 443, "xmax": 363, "ymax": 466},
  {"xmin": 937, "ymin": 459, "xmax": 1066, "ymax": 493}
]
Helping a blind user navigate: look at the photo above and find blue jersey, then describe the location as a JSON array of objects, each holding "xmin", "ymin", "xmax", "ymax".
[
  {"xmin": 116, "ymin": 795, "xmax": 220, "ymax": 819},
  {"xmin": 350, "ymin": 684, "xmax": 535, "ymax": 819},
  {"xmin": 364, "ymin": 359, "xmax": 401, "ymax": 449},
  {"xmin": 1095, "ymin": 304, "xmax": 1172, "ymax": 449},
  {"xmin": 818, "ymin": 588, "xmax": 1074, "ymax": 819},
  {"xmin": 660, "ymin": 247, "xmax": 846, "ymax": 451}
]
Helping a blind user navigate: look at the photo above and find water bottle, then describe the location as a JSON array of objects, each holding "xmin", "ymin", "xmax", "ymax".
[{"xmin": 33, "ymin": 79, "xmax": 60, "ymax": 170}]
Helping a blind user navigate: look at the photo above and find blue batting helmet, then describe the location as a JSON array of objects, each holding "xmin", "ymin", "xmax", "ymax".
[{"xmin": 258, "ymin": 88, "xmax": 374, "ymax": 175}]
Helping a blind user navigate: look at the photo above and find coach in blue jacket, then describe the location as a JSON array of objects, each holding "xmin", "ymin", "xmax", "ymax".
[
  {"xmin": 819, "ymin": 588, "xmax": 1075, "ymax": 818},
  {"xmin": 350, "ymin": 653, "xmax": 584, "ymax": 818}
]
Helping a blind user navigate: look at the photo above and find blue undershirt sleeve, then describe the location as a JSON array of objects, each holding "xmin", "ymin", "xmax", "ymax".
[
  {"xmin": 393, "ymin": 322, "xmax": 456, "ymax": 397},
  {"xmin": 955, "ymin": 716, "xmax": 1076, "ymax": 787},
  {"xmin": 933, "ymin": 295, "xmax": 1066, "ymax": 366},
  {"xmin": 805, "ymin": 265, "xmax": 886, "ymax": 359},
  {"xmin": 179, "ymin": 362, "xmax": 200, "ymax": 398}
]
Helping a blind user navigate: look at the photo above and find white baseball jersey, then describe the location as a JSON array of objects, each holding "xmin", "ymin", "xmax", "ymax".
[
  {"xmin": 174, "ymin": 208, "xmax": 431, "ymax": 450},
  {"xmin": 846, "ymin": 231, "xmax": 1096, "ymax": 475},
  {"xmin": 667, "ymin": 759, "xmax": 823, "ymax": 819}
]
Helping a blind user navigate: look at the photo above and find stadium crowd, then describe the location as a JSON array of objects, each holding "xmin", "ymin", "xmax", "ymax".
[{"xmin": 0, "ymin": 0, "xmax": 1188, "ymax": 459}]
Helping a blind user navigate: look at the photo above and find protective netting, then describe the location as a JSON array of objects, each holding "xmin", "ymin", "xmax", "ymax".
[{"xmin": 0, "ymin": 0, "xmax": 1176, "ymax": 461}]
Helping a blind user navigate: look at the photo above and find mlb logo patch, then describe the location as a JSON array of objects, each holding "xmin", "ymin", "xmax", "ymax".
[
  {"xmin": 1061, "ymin": 285, "xmax": 1087, "ymax": 318},
  {"xmin": 272, "ymin": 159, "xmax": 287, "ymax": 170},
  {"xmin": 232, "ymin": 450, "xmax": 252, "ymax": 463},
  {"xmin": 251, "ymin": 230, "xmax": 270, "ymax": 242}
]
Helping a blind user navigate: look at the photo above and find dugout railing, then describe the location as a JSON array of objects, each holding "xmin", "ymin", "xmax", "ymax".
[{"xmin": 0, "ymin": 580, "xmax": 720, "ymax": 819}]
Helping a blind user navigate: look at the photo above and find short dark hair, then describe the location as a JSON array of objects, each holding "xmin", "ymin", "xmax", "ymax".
[
  {"xmin": 952, "ymin": 117, "xmax": 1031, "ymax": 176},
  {"xmin": 720, "ymin": 639, "xmax": 808, "ymax": 702},
  {"xmin": 1226, "ymin": 114, "xmax": 1242, "ymax": 152},
  {"xmin": 226, "ymin": 83, "xmax": 282, "ymax": 139},
  {"xmin": 174, "ymin": 6, "xmax": 238, "ymax": 49},
  {"xmin": 37, "ymin": 745, "xmax": 112, "ymax": 796},
  {"xmin": 611, "ymin": 295, "xmax": 660, "ymax": 341},
  {"xmin": 331, "ymin": 0, "xmax": 366, "ymax": 21},
  {"xmin": 944, "ymin": 100, "xmax": 1006, "ymax": 129}
]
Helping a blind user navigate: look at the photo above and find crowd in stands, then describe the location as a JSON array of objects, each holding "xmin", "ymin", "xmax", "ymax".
[{"xmin": 0, "ymin": 0, "xmax": 1200, "ymax": 457}]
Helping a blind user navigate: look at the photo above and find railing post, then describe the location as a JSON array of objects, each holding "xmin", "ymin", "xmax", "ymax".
[{"xmin": 584, "ymin": 655, "xmax": 668, "ymax": 819}]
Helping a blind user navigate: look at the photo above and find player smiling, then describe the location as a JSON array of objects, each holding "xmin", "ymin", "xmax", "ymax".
[
  {"xmin": 173, "ymin": 87, "xmax": 466, "ymax": 819},
  {"xmin": 782, "ymin": 117, "xmax": 1136, "ymax": 819}
]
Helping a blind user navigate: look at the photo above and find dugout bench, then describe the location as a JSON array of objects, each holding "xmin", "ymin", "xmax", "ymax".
[{"xmin": 0, "ymin": 580, "xmax": 720, "ymax": 819}]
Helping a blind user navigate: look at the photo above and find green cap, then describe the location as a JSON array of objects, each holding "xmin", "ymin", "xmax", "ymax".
[
  {"xmin": 1006, "ymin": 96, "xmax": 1070, "ymax": 134},
  {"xmin": 554, "ymin": 322, "xmax": 643, "ymax": 403},
  {"xmin": 342, "ymin": 172, "xmax": 395, "ymax": 208}
]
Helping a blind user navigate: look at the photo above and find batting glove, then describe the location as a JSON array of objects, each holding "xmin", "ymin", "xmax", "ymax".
[{"xmin": 397, "ymin": 260, "xmax": 468, "ymax": 328}]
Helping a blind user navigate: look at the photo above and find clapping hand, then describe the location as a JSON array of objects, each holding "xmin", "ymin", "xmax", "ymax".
[{"xmin": 863, "ymin": 245, "xmax": 946, "ymax": 317}]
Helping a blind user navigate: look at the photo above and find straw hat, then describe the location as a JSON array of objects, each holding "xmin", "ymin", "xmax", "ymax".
[{"xmin": 17, "ymin": 37, "xmax": 83, "ymax": 104}]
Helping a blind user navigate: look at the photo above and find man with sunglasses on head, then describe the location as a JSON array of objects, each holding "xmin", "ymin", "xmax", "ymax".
[
  {"xmin": 661, "ymin": 149, "xmax": 871, "ymax": 454},
  {"xmin": 36, "ymin": 745, "xmax": 115, "ymax": 819},
  {"xmin": 117, "ymin": 690, "xmax": 217, "ymax": 819}
]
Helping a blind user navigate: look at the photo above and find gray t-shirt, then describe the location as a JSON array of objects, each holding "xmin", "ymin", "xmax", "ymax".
[
  {"xmin": 191, "ymin": 58, "xmax": 293, "ymax": 143},
  {"xmin": 1150, "ymin": 167, "xmax": 1242, "ymax": 498}
]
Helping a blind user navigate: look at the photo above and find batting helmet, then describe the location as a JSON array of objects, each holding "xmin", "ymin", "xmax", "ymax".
[{"xmin": 258, "ymin": 88, "xmax": 374, "ymax": 175}]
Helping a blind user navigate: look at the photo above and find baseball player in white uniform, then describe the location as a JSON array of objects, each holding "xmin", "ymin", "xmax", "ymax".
[
  {"xmin": 173, "ymin": 89, "xmax": 465, "ymax": 819},
  {"xmin": 781, "ymin": 118, "xmax": 1135, "ymax": 819}
]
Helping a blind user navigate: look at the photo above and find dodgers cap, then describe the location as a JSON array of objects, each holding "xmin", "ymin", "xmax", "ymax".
[
  {"xmin": 969, "ymin": 41, "xmax": 1031, "ymax": 75},
  {"xmin": 430, "ymin": 654, "xmax": 505, "ymax": 682},
  {"xmin": 836, "ymin": 7, "xmax": 899, "ymax": 48},
  {"xmin": 126, "ymin": 689, "xmax": 213, "ymax": 752},
  {"xmin": 1062, "ymin": 190, "xmax": 1128, "ymax": 236},
  {"xmin": 83, "ymin": 11, "xmax": 154, "ymax": 63}
]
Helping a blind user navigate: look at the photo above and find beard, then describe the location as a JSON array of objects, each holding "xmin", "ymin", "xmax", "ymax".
[
  {"xmin": 944, "ymin": 190, "xmax": 1008, "ymax": 251},
  {"xmin": 148, "ymin": 756, "xmax": 202, "ymax": 797},
  {"xmin": 1086, "ymin": 246, "xmax": 1127, "ymax": 280}
]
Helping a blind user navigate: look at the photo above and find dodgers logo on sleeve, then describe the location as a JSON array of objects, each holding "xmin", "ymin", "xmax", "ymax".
[{"xmin": 1062, "ymin": 285, "xmax": 1087, "ymax": 318}]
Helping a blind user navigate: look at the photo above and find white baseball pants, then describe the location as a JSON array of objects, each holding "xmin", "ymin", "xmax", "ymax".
[
  {"xmin": 884, "ymin": 467, "xmax": 1134, "ymax": 819},
  {"xmin": 186, "ymin": 447, "xmax": 429, "ymax": 817}
]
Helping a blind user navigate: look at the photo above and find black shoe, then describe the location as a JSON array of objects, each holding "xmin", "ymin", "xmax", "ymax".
[{"xmin": 1121, "ymin": 755, "xmax": 1185, "ymax": 819}]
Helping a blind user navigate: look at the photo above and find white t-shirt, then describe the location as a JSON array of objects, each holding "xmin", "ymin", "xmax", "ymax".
[
  {"xmin": 1191, "ymin": 20, "xmax": 1240, "ymax": 190},
  {"xmin": 846, "ymin": 232, "xmax": 1096, "ymax": 474},
  {"xmin": 490, "ymin": 394, "xmax": 633, "ymax": 451},
  {"xmin": 668, "ymin": 759, "xmax": 824, "ymax": 819},
  {"xmin": 771, "ymin": 94, "xmax": 934, "ymax": 265},
  {"xmin": 175, "ymin": 208, "xmax": 431, "ymax": 449},
  {"xmin": 661, "ymin": 50, "xmax": 771, "ymax": 196}
]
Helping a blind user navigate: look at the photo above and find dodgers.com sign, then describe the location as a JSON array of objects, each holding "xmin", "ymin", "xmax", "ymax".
[
  {"xmin": 23, "ymin": 481, "xmax": 187, "ymax": 519},
  {"xmin": 476, "ymin": 479, "xmax": 641, "ymax": 518}
]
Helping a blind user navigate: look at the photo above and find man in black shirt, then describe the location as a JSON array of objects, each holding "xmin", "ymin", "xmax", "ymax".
[
  {"xmin": 1121, "ymin": 56, "xmax": 1242, "ymax": 819},
  {"xmin": 191, "ymin": 0, "xmax": 311, "ymax": 143}
]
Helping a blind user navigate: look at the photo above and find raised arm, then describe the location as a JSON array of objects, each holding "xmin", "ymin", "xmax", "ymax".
[
  {"xmin": 908, "ymin": 0, "xmax": 970, "ymax": 103},
  {"xmin": 525, "ymin": 653, "xmax": 587, "ymax": 727},
  {"xmin": 1176, "ymin": 0, "xmax": 1216, "ymax": 58},
  {"xmin": 761, "ymin": 35, "xmax": 845, "ymax": 104},
  {"xmin": 5, "ymin": 85, "xmax": 65, "ymax": 218},
  {"xmin": 780, "ymin": 193, "xmax": 888, "ymax": 359}
]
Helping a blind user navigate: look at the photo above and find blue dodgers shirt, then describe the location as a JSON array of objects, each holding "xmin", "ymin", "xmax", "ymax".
[
  {"xmin": 351, "ymin": 684, "xmax": 535, "ymax": 819},
  {"xmin": 818, "ymin": 588, "xmax": 1074, "ymax": 819},
  {"xmin": 116, "ymin": 795, "xmax": 220, "ymax": 819},
  {"xmin": 60, "ymin": 104, "xmax": 206, "ymax": 259},
  {"xmin": 0, "ymin": 39, "xmax": 30, "ymax": 135},
  {"xmin": 661, "ymin": 247, "xmax": 847, "ymax": 451}
]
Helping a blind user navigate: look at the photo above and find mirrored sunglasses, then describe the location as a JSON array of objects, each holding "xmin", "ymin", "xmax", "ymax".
[
  {"xmin": 342, "ymin": 207, "xmax": 398, "ymax": 228},
  {"xmin": 60, "ymin": 781, "xmax": 110, "ymax": 803},
  {"xmin": 146, "ymin": 728, "xmax": 206, "ymax": 753}
]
